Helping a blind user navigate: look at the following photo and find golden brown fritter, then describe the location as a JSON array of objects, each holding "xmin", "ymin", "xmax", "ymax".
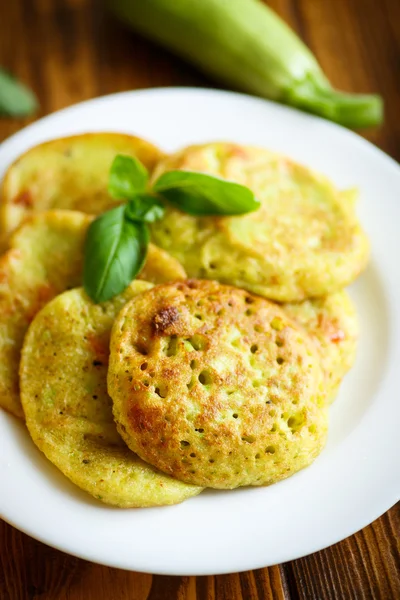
[
  {"xmin": 283, "ymin": 291, "xmax": 358, "ymax": 402},
  {"xmin": 20, "ymin": 283, "xmax": 202, "ymax": 507},
  {"xmin": 0, "ymin": 132, "xmax": 163, "ymax": 245},
  {"xmin": 0, "ymin": 211, "xmax": 90, "ymax": 417},
  {"xmin": 0, "ymin": 210, "xmax": 186, "ymax": 418},
  {"xmin": 151, "ymin": 143, "xmax": 369, "ymax": 301},
  {"xmin": 109, "ymin": 280, "xmax": 328, "ymax": 489}
]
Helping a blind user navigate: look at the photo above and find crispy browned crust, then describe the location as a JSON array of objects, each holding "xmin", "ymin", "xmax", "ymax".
[{"xmin": 109, "ymin": 280, "xmax": 328, "ymax": 489}]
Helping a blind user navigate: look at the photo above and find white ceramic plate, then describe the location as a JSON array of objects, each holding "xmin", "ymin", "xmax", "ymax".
[{"xmin": 0, "ymin": 88, "xmax": 399, "ymax": 575}]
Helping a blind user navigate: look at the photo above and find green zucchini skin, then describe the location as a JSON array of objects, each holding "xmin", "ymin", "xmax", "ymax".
[{"xmin": 110, "ymin": 0, "xmax": 382, "ymax": 128}]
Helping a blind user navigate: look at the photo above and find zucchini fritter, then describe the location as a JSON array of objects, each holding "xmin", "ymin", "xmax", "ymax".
[
  {"xmin": 109, "ymin": 280, "xmax": 328, "ymax": 489},
  {"xmin": 20, "ymin": 283, "xmax": 201, "ymax": 507},
  {"xmin": 151, "ymin": 143, "xmax": 369, "ymax": 301}
]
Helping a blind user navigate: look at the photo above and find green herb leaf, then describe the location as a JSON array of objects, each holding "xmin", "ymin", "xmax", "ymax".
[
  {"xmin": 108, "ymin": 155, "xmax": 149, "ymax": 199},
  {"xmin": 126, "ymin": 194, "xmax": 165, "ymax": 223},
  {"xmin": 0, "ymin": 69, "xmax": 38, "ymax": 117},
  {"xmin": 83, "ymin": 205, "xmax": 149, "ymax": 303},
  {"xmin": 153, "ymin": 170, "xmax": 260, "ymax": 216}
]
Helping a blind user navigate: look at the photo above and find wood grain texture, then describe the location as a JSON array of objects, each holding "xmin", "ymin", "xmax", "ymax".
[{"xmin": 0, "ymin": 0, "xmax": 399, "ymax": 599}]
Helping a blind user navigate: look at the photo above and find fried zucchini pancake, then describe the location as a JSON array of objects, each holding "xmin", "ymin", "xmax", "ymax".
[
  {"xmin": 109, "ymin": 280, "xmax": 328, "ymax": 489},
  {"xmin": 0, "ymin": 133, "xmax": 163, "ymax": 243},
  {"xmin": 20, "ymin": 283, "xmax": 201, "ymax": 507},
  {"xmin": 0, "ymin": 211, "xmax": 90, "ymax": 417},
  {"xmin": 0, "ymin": 210, "xmax": 185, "ymax": 418},
  {"xmin": 283, "ymin": 291, "xmax": 358, "ymax": 402},
  {"xmin": 150, "ymin": 143, "xmax": 369, "ymax": 301}
]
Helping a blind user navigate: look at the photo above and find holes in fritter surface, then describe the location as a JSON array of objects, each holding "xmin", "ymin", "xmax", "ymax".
[
  {"xmin": 270, "ymin": 317, "xmax": 284, "ymax": 331},
  {"xmin": 190, "ymin": 452, "xmax": 196, "ymax": 458},
  {"xmin": 209, "ymin": 262, "xmax": 217, "ymax": 270},
  {"xmin": 242, "ymin": 435, "xmax": 256, "ymax": 444},
  {"xmin": 195, "ymin": 428, "xmax": 204, "ymax": 433},
  {"xmin": 180, "ymin": 440, "xmax": 190, "ymax": 448},
  {"xmin": 232, "ymin": 413, "xmax": 238, "ymax": 419},
  {"xmin": 276, "ymin": 338, "xmax": 284, "ymax": 347},
  {"xmin": 270, "ymin": 424, "xmax": 277, "ymax": 432},
  {"xmin": 245, "ymin": 309, "xmax": 253, "ymax": 317},
  {"xmin": 254, "ymin": 325, "xmax": 262, "ymax": 333},
  {"xmin": 155, "ymin": 385, "xmax": 167, "ymax": 398},
  {"xmin": 209, "ymin": 459, "xmax": 215, "ymax": 464},
  {"xmin": 165, "ymin": 335, "xmax": 178, "ymax": 357},
  {"xmin": 265, "ymin": 445, "xmax": 276, "ymax": 454},
  {"xmin": 276, "ymin": 357, "xmax": 284, "ymax": 365},
  {"xmin": 287, "ymin": 414, "xmax": 305, "ymax": 434},
  {"xmin": 250, "ymin": 344, "xmax": 258, "ymax": 354},
  {"xmin": 269, "ymin": 409, "xmax": 276, "ymax": 417},
  {"xmin": 134, "ymin": 342, "xmax": 148, "ymax": 355},
  {"xmin": 198, "ymin": 370, "xmax": 212, "ymax": 385},
  {"xmin": 187, "ymin": 334, "xmax": 206, "ymax": 351},
  {"xmin": 190, "ymin": 359, "xmax": 197, "ymax": 370},
  {"xmin": 195, "ymin": 314, "xmax": 203, "ymax": 320},
  {"xmin": 140, "ymin": 362, "xmax": 148, "ymax": 371},
  {"xmin": 143, "ymin": 380, "xmax": 149, "ymax": 387},
  {"xmin": 252, "ymin": 380, "xmax": 261, "ymax": 388},
  {"xmin": 187, "ymin": 378, "xmax": 195, "ymax": 391},
  {"xmin": 245, "ymin": 296, "xmax": 254, "ymax": 304}
]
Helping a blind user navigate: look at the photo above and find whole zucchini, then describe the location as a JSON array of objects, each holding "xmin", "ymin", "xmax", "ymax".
[{"xmin": 110, "ymin": 0, "xmax": 382, "ymax": 128}]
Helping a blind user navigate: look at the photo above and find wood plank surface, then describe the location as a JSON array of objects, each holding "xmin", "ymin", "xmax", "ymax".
[{"xmin": 0, "ymin": 0, "xmax": 399, "ymax": 598}]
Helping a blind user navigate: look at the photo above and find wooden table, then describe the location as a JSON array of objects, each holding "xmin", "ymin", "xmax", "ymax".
[{"xmin": 0, "ymin": 1, "xmax": 399, "ymax": 598}]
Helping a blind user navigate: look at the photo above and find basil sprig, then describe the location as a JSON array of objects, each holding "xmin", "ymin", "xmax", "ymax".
[
  {"xmin": 84, "ymin": 154, "xmax": 260, "ymax": 303},
  {"xmin": 108, "ymin": 154, "xmax": 149, "ymax": 198},
  {"xmin": 84, "ymin": 205, "xmax": 149, "ymax": 304},
  {"xmin": 153, "ymin": 170, "xmax": 258, "ymax": 216}
]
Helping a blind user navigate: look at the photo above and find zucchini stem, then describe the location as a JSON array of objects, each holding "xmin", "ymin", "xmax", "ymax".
[{"xmin": 286, "ymin": 77, "xmax": 383, "ymax": 128}]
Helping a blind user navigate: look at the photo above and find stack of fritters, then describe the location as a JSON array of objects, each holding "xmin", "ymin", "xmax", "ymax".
[{"xmin": 0, "ymin": 135, "xmax": 367, "ymax": 506}]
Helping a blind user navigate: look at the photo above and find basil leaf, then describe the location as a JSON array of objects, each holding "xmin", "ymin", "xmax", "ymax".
[
  {"xmin": 0, "ymin": 69, "xmax": 38, "ymax": 117},
  {"xmin": 108, "ymin": 154, "xmax": 149, "ymax": 199},
  {"xmin": 83, "ymin": 205, "xmax": 149, "ymax": 303},
  {"xmin": 126, "ymin": 194, "xmax": 165, "ymax": 223},
  {"xmin": 153, "ymin": 170, "xmax": 260, "ymax": 216}
]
